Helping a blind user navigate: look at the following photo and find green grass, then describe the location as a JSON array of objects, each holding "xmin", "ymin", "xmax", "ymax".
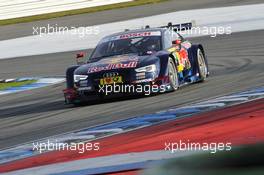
[
  {"xmin": 0, "ymin": 0, "xmax": 168, "ymax": 26},
  {"xmin": 0, "ymin": 80, "xmax": 37, "ymax": 91}
]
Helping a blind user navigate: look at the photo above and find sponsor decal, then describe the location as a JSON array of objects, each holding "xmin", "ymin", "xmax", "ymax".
[
  {"xmin": 181, "ymin": 41, "xmax": 192, "ymax": 49},
  {"xmin": 88, "ymin": 55, "xmax": 138, "ymax": 66},
  {"xmin": 119, "ymin": 31, "xmax": 161, "ymax": 39},
  {"xmin": 179, "ymin": 49, "xmax": 188, "ymax": 64},
  {"xmin": 103, "ymin": 72, "xmax": 119, "ymax": 78},
  {"xmin": 101, "ymin": 56, "xmax": 138, "ymax": 64},
  {"xmin": 105, "ymin": 31, "xmax": 161, "ymax": 42},
  {"xmin": 100, "ymin": 76, "xmax": 123, "ymax": 85},
  {"xmin": 175, "ymin": 48, "xmax": 191, "ymax": 71},
  {"xmin": 120, "ymin": 32, "xmax": 152, "ymax": 39},
  {"xmin": 87, "ymin": 61, "xmax": 138, "ymax": 73}
]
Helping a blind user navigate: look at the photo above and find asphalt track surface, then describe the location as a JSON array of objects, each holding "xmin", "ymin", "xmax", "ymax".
[
  {"xmin": 0, "ymin": 1, "xmax": 264, "ymax": 149},
  {"xmin": 0, "ymin": 29, "xmax": 264, "ymax": 149}
]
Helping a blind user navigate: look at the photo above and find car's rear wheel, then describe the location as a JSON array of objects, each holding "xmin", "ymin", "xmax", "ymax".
[
  {"xmin": 197, "ymin": 48, "xmax": 208, "ymax": 81},
  {"xmin": 168, "ymin": 57, "xmax": 179, "ymax": 91}
]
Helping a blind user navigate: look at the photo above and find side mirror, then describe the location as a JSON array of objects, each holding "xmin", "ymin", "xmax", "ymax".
[
  {"xmin": 172, "ymin": 39, "xmax": 182, "ymax": 45},
  {"xmin": 76, "ymin": 52, "xmax": 84, "ymax": 58},
  {"xmin": 76, "ymin": 52, "xmax": 85, "ymax": 65}
]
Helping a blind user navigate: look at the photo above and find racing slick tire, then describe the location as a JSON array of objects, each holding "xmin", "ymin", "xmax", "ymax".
[
  {"xmin": 168, "ymin": 57, "xmax": 179, "ymax": 91},
  {"xmin": 196, "ymin": 48, "xmax": 208, "ymax": 82}
]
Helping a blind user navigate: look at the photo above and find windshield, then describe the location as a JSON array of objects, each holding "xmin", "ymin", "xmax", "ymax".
[{"xmin": 90, "ymin": 32, "xmax": 162, "ymax": 61}]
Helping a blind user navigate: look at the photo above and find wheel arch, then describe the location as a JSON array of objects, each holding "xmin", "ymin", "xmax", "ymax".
[
  {"xmin": 157, "ymin": 51, "xmax": 179, "ymax": 78},
  {"xmin": 66, "ymin": 65, "xmax": 79, "ymax": 88},
  {"xmin": 189, "ymin": 44, "xmax": 209, "ymax": 76}
]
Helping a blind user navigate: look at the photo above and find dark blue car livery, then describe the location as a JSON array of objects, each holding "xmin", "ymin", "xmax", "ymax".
[{"xmin": 64, "ymin": 23, "xmax": 209, "ymax": 104}]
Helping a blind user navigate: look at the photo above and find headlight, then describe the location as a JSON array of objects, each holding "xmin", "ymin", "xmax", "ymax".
[
  {"xmin": 135, "ymin": 64, "xmax": 156, "ymax": 73},
  {"xmin": 74, "ymin": 75, "xmax": 88, "ymax": 82}
]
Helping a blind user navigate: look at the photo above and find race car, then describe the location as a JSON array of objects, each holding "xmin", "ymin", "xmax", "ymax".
[{"xmin": 63, "ymin": 22, "xmax": 209, "ymax": 104}]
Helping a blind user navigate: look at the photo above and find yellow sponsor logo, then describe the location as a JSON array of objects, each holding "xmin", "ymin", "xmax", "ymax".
[
  {"xmin": 167, "ymin": 48, "xmax": 176, "ymax": 52},
  {"xmin": 100, "ymin": 76, "xmax": 123, "ymax": 85}
]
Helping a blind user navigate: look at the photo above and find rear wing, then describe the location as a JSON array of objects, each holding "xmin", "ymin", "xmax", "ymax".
[
  {"xmin": 125, "ymin": 21, "xmax": 196, "ymax": 33},
  {"xmin": 144, "ymin": 21, "xmax": 195, "ymax": 31}
]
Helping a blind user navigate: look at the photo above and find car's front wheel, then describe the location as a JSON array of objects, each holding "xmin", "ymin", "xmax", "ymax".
[
  {"xmin": 168, "ymin": 57, "xmax": 179, "ymax": 91},
  {"xmin": 197, "ymin": 48, "xmax": 208, "ymax": 81}
]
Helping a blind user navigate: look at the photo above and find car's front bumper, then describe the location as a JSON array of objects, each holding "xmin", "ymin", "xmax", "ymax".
[{"xmin": 63, "ymin": 75, "xmax": 170, "ymax": 104}]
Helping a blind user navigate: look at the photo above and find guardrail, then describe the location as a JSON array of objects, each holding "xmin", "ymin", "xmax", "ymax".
[{"xmin": 0, "ymin": 0, "xmax": 132, "ymax": 20}]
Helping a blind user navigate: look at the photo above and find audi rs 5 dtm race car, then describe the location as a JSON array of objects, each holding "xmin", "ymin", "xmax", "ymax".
[{"xmin": 63, "ymin": 22, "xmax": 209, "ymax": 104}]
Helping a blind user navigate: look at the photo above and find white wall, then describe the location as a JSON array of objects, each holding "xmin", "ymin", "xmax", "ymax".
[
  {"xmin": 0, "ymin": 3, "xmax": 264, "ymax": 59},
  {"xmin": 0, "ymin": 0, "xmax": 132, "ymax": 20}
]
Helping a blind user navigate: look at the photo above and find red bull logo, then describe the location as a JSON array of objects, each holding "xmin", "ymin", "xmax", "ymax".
[{"xmin": 87, "ymin": 61, "xmax": 138, "ymax": 73}]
